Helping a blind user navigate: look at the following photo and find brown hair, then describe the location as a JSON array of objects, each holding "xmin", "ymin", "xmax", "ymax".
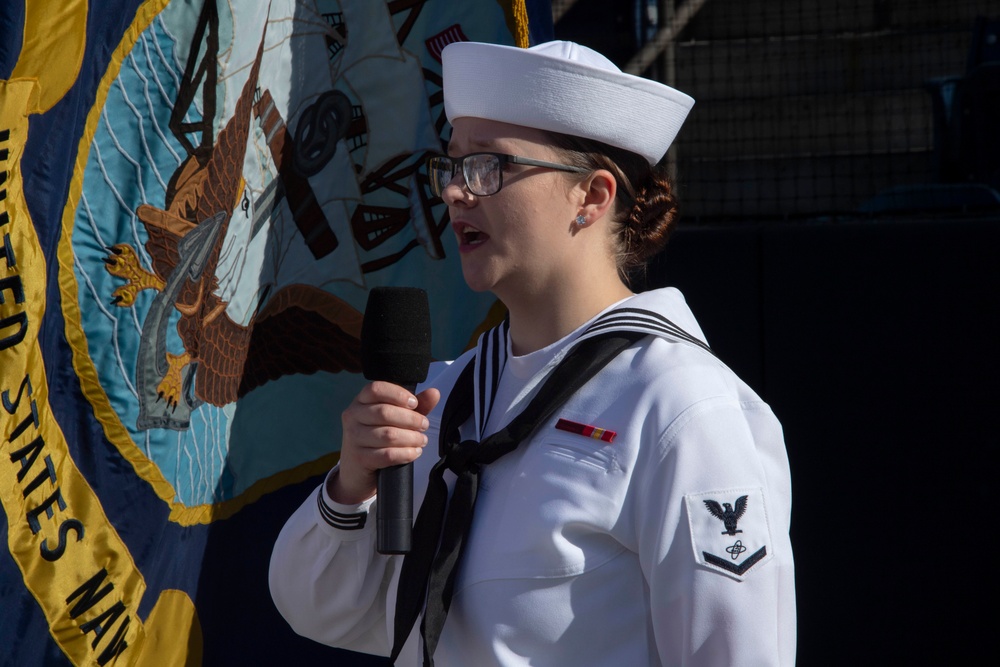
[{"xmin": 544, "ymin": 131, "xmax": 679, "ymax": 283}]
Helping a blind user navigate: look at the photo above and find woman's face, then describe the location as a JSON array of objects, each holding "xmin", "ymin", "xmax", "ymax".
[{"xmin": 443, "ymin": 117, "xmax": 584, "ymax": 303}]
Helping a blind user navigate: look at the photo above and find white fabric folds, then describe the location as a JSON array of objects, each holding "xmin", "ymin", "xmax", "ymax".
[{"xmin": 442, "ymin": 40, "xmax": 695, "ymax": 165}]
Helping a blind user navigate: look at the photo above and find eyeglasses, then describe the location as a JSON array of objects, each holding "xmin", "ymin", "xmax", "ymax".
[{"xmin": 426, "ymin": 152, "xmax": 590, "ymax": 198}]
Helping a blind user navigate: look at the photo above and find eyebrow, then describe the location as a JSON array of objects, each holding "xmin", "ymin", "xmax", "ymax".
[
  {"xmin": 448, "ymin": 134, "xmax": 496, "ymax": 155},
  {"xmin": 469, "ymin": 135, "xmax": 494, "ymax": 149}
]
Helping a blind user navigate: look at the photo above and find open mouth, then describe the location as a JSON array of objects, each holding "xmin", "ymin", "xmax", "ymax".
[{"xmin": 455, "ymin": 222, "xmax": 488, "ymax": 247}]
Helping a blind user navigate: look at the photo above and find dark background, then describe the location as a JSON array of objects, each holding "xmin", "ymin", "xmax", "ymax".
[{"xmin": 645, "ymin": 218, "xmax": 997, "ymax": 664}]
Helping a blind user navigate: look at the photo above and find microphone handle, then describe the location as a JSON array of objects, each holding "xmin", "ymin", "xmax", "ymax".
[
  {"xmin": 376, "ymin": 382, "xmax": 416, "ymax": 555},
  {"xmin": 377, "ymin": 464, "xmax": 413, "ymax": 554}
]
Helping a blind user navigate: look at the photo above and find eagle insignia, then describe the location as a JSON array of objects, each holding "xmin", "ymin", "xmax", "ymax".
[{"xmin": 704, "ymin": 495, "xmax": 748, "ymax": 536}]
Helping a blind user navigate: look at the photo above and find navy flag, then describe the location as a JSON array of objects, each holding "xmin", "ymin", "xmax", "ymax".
[{"xmin": 0, "ymin": 0, "xmax": 551, "ymax": 664}]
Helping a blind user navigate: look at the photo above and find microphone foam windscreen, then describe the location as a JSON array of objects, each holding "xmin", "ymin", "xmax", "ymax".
[{"xmin": 360, "ymin": 287, "xmax": 432, "ymax": 385}]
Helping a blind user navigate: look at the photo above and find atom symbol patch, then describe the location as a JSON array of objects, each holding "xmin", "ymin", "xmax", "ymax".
[{"xmin": 726, "ymin": 540, "xmax": 748, "ymax": 560}]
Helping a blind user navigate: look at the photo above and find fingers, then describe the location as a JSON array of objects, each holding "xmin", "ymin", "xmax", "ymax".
[
  {"xmin": 357, "ymin": 380, "xmax": 418, "ymax": 406},
  {"xmin": 341, "ymin": 382, "xmax": 433, "ymax": 472},
  {"xmin": 415, "ymin": 387, "xmax": 441, "ymax": 416},
  {"xmin": 333, "ymin": 382, "xmax": 443, "ymax": 504},
  {"xmin": 354, "ymin": 382, "xmax": 431, "ymax": 434}
]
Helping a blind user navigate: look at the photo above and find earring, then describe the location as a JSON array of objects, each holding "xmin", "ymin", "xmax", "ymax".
[{"xmin": 575, "ymin": 214, "xmax": 586, "ymax": 226}]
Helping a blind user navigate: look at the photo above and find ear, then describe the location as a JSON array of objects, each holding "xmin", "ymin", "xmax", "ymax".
[{"xmin": 576, "ymin": 169, "xmax": 616, "ymax": 226}]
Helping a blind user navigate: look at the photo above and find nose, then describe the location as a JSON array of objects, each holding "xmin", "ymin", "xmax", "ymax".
[{"xmin": 441, "ymin": 170, "xmax": 474, "ymax": 206}]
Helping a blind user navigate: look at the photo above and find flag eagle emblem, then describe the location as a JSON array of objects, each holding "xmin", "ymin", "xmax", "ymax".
[{"xmin": 704, "ymin": 495, "xmax": 749, "ymax": 536}]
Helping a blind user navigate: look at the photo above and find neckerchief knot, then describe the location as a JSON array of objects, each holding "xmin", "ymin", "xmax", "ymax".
[{"xmin": 442, "ymin": 439, "xmax": 481, "ymax": 476}]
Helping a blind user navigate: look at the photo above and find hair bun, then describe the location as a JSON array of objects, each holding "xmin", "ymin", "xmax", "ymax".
[{"xmin": 623, "ymin": 173, "xmax": 678, "ymax": 267}]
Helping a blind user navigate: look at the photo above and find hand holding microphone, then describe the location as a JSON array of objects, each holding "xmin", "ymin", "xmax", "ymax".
[{"xmin": 358, "ymin": 287, "xmax": 434, "ymax": 554}]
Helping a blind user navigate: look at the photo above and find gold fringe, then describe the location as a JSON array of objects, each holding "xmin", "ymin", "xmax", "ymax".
[{"xmin": 498, "ymin": 0, "xmax": 531, "ymax": 48}]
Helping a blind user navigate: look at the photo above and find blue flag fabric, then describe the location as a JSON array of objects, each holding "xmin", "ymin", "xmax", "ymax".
[{"xmin": 0, "ymin": 1, "xmax": 552, "ymax": 664}]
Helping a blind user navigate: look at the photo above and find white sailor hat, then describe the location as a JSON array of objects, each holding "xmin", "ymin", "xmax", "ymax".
[{"xmin": 442, "ymin": 40, "xmax": 695, "ymax": 166}]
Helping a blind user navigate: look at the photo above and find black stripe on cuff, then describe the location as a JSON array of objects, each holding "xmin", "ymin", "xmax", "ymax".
[{"xmin": 317, "ymin": 487, "xmax": 368, "ymax": 530}]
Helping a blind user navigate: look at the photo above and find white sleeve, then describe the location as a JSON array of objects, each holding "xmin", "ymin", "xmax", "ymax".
[
  {"xmin": 268, "ymin": 468, "xmax": 398, "ymax": 656},
  {"xmin": 638, "ymin": 397, "xmax": 797, "ymax": 666}
]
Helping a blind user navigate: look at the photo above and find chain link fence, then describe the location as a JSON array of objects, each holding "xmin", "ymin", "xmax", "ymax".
[{"xmin": 555, "ymin": 0, "xmax": 1000, "ymax": 222}]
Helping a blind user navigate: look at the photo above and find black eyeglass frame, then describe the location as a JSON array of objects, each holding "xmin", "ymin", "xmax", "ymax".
[{"xmin": 426, "ymin": 152, "xmax": 590, "ymax": 197}]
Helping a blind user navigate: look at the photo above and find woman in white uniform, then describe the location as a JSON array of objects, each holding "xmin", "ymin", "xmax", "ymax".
[{"xmin": 269, "ymin": 40, "xmax": 796, "ymax": 666}]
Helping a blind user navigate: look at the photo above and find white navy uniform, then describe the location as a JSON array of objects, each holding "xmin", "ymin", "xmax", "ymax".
[{"xmin": 269, "ymin": 287, "xmax": 796, "ymax": 665}]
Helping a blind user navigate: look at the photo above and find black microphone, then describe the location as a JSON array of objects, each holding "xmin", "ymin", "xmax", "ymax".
[{"xmin": 361, "ymin": 287, "xmax": 432, "ymax": 554}]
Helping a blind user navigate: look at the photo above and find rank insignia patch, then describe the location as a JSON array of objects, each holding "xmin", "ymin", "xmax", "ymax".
[{"xmin": 685, "ymin": 487, "xmax": 773, "ymax": 580}]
